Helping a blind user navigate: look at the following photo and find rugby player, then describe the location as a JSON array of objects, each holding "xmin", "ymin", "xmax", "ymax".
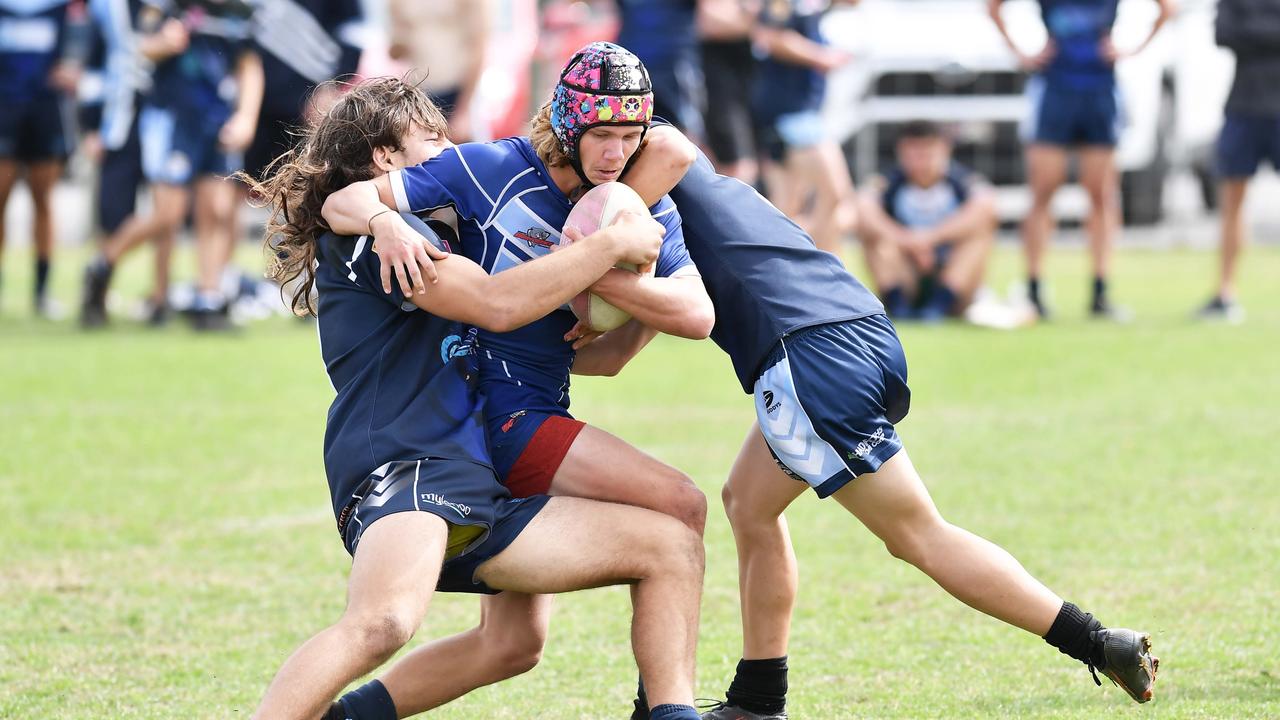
[
  {"xmin": 245, "ymin": 78, "xmax": 706, "ymax": 720},
  {"xmin": 320, "ymin": 43, "xmax": 712, "ymax": 718},
  {"xmin": 988, "ymin": 0, "xmax": 1174, "ymax": 319},
  {"xmin": 0, "ymin": 0, "xmax": 82, "ymax": 317}
]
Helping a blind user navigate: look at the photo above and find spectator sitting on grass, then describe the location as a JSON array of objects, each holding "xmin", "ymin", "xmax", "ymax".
[{"xmin": 856, "ymin": 120, "xmax": 997, "ymax": 322}]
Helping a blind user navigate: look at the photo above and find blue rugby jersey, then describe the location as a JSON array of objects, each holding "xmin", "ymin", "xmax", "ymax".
[
  {"xmin": 668, "ymin": 146, "xmax": 885, "ymax": 392},
  {"xmin": 616, "ymin": 0, "xmax": 697, "ymax": 80},
  {"xmin": 1038, "ymin": 0, "xmax": 1119, "ymax": 90},
  {"xmin": 141, "ymin": 0, "xmax": 255, "ymax": 123},
  {"xmin": 0, "ymin": 0, "xmax": 72, "ymax": 102},
  {"xmin": 314, "ymin": 220, "xmax": 491, "ymax": 517},
  {"xmin": 388, "ymin": 136, "xmax": 695, "ymax": 420},
  {"xmin": 882, "ymin": 163, "xmax": 975, "ymax": 229},
  {"xmin": 753, "ymin": 0, "xmax": 829, "ymax": 121}
]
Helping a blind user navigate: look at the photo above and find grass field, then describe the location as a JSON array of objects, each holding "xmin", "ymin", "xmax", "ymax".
[{"xmin": 2, "ymin": 243, "xmax": 1278, "ymax": 718}]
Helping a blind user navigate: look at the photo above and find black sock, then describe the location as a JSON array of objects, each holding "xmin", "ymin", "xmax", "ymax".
[
  {"xmin": 725, "ymin": 656, "xmax": 788, "ymax": 715},
  {"xmin": 334, "ymin": 679, "xmax": 397, "ymax": 720},
  {"xmin": 1028, "ymin": 277, "xmax": 1042, "ymax": 305},
  {"xmin": 631, "ymin": 676, "xmax": 648, "ymax": 720},
  {"xmin": 884, "ymin": 286, "xmax": 909, "ymax": 317},
  {"xmin": 1092, "ymin": 276, "xmax": 1107, "ymax": 307},
  {"xmin": 926, "ymin": 284, "xmax": 957, "ymax": 315},
  {"xmin": 35, "ymin": 258, "xmax": 50, "ymax": 302},
  {"xmin": 1043, "ymin": 602, "xmax": 1106, "ymax": 669}
]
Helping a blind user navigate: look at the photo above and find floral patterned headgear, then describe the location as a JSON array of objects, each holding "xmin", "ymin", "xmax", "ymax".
[{"xmin": 550, "ymin": 42, "xmax": 654, "ymax": 185}]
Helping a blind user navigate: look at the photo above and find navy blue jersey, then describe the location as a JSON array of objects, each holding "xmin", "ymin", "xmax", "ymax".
[
  {"xmin": 882, "ymin": 163, "xmax": 975, "ymax": 229},
  {"xmin": 0, "ymin": 0, "xmax": 72, "ymax": 102},
  {"xmin": 753, "ymin": 0, "xmax": 828, "ymax": 120},
  {"xmin": 616, "ymin": 0, "xmax": 697, "ymax": 78},
  {"xmin": 314, "ymin": 218, "xmax": 491, "ymax": 518},
  {"xmin": 669, "ymin": 146, "xmax": 884, "ymax": 392},
  {"xmin": 142, "ymin": 0, "xmax": 255, "ymax": 121},
  {"xmin": 1038, "ymin": 0, "xmax": 1119, "ymax": 89},
  {"xmin": 388, "ymin": 137, "xmax": 695, "ymax": 420}
]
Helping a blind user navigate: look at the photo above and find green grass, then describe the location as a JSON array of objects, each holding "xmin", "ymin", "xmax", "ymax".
[{"xmin": 2, "ymin": 243, "xmax": 1278, "ymax": 718}]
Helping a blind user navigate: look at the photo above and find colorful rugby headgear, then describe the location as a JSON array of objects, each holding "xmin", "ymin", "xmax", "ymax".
[{"xmin": 551, "ymin": 42, "xmax": 655, "ymax": 185}]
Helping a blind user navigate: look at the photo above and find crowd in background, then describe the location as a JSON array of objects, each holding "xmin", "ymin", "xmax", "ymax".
[{"xmin": 0, "ymin": 0, "xmax": 1274, "ymax": 331}]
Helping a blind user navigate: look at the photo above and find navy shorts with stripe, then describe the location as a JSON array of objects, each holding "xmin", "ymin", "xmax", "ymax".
[
  {"xmin": 0, "ymin": 94, "xmax": 72, "ymax": 162},
  {"xmin": 754, "ymin": 315, "xmax": 911, "ymax": 498},
  {"xmin": 139, "ymin": 106, "xmax": 241, "ymax": 185},
  {"xmin": 1023, "ymin": 76, "xmax": 1123, "ymax": 147},
  {"xmin": 1217, "ymin": 113, "xmax": 1280, "ymax": 179},
  {"xmin": 337, "ymin": 457, "xmax": 549, "ymax": 594}
]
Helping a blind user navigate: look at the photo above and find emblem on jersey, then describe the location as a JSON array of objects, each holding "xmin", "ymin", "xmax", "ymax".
[
  {"xmin": 440, "ymin": 334, "xmax": 474, "ymax": 362},
  {"xmin": 501, "ymin": 410, "xmax": 527, "ymax": 433},
  {"xmin": 514, "ymin": 227, "xmax": 555, "ymax": 250},
  {"xmin": 848, "ymin": 427, "xmax": 887, "ymax": 460}
]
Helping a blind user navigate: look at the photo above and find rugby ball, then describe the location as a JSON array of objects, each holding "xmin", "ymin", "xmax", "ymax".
[{"xmin": 561, "ymin": 182, "xmax": 656, "ymax": 332}]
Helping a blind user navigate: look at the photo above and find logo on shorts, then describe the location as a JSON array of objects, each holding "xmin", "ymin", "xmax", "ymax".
[
  {"xmin": 848, "ymin": 427, "xmax": 887, "ymax": 461},
  {"xmin": 514, "ymin": 227, "xmax": 554, "ymax": 250},
  {"xmin": 763, "ymin": 389, "xmax": 782, "ymax": 415},
  {"xmin": 501, "ymin": 410, "xmax": 527, "ymax": 433},
  {"xmin": 420, "ymin": 492, "xmax": 472, "ymax": 518}
]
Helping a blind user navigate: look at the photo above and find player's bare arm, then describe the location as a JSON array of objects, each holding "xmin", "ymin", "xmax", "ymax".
[
  {"xmin": 411, "ymin": 212, "xmax": 664, "ymax": 332},
  {"xmin": 322, "ymin": 175, "xmax": 446, "ymax": 294},
  {"xmin": 587, "ymin": 269, "xmax": 714, "ymax": 339},
  {"xmin": 571, "ymin": 320, "xmax": 661, "ymax": 377},
  {"xmin": 621, "ymin": 125, "xmax": 698, "ymax": 205}
]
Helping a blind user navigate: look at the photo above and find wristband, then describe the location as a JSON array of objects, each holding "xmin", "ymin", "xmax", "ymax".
[{"xmin": 367, "ymin": 208, "xmax": 394, "ymax": 235}]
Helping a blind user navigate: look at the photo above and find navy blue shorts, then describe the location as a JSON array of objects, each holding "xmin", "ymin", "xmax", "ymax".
[
  {"xmin": 97, "ymin": 116, "xmax": 144, "ymax": 234},
  {"xmin": 0, "ymin": 94, "xmax": 72, "ymax": 162},
  {"xmin": 139, "ymin": 105, "xmax": 241, "ymax": 185},
  {"xmin": 487, "ymin": 410, "xmax": 585, "ymax": 498},
  {"xmin": 754, "ymin": 315, "xmax": 911, "ymax": 498},
  {"xmin": 1216, "ymin": 113, "xmax": 1280, "ymax": 179},
  {"xmin": 1023, "ymin": 76, "xmax": 1123, "ymax": 147},
  {"xmin": 336, "ymin": 458, "xmax": 550, "ymax": 594}
]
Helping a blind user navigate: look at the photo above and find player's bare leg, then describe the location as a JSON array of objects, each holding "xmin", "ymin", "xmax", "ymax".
[
  {"xmin": 551, "ymin": 424, "xmax": 708, "ymax": 534},
  {"xmin": 0, "ymin": 160, "xmax": 20, "ymax": 300},
  {"xmin": 26, "ymin": 160, "xmax": 61, "ymax": 314},
  {"xmin": 1078, "ymin": 147, "xmax": 1123, "ymax": 318},
  {"xmin": 939, "ymin": 224, "xmax": 997, "ymax": 312},
  {"xmin": 192, "ymin": 176, "xmax": 238, "ymax": 327},
  {"xmin": 338, "ymin": 498, "xmax": 706, "ymax": 718},
  {"xmin": 335, "ymin": 428, "xmax": 707, "ymax": 717},
  {"xmin": 1197, "ymin": 178, "xmax": 1249, "ymax": 322},
  {"xmin": 703, "ymin": 426, "xmax": 805, "ymax": 719},
  {"xmin": 832, "ymin": 450, "xmax": 1157, "ymax": 702},
  {"xmin": 375, "ymin": 591, "xmax": 554, "ymax": 716},
  {"xmin": 252, "ymin": 512, "xmax": 449, "ymax": 720},
  {"xmin": 782, "ymin": 144, "xmax": 856, "ymax": 258},
  {"xmin": 1022, "ymin": 144, "xmax": 1068, "ymax": 317},
  {"xmin": 475, "ymin": 498, "xmax": 704, "ymax": 711}
]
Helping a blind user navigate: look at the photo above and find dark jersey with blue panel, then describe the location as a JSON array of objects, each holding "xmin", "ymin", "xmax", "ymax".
[
  {"xmin": 753, "ymin": 0, "xmax": 829, "ymax": 121},
  {"xmin": 0, "ymin": 0, "xmax": 72, "ymax": 103},
  {"xmin": 668, "ymin": 146, "xmax": 884, "ymax": 392},
  {"xmin": 1038, "ymin": 0, "xmax": 1119, "ymax": 89},
  {"xmin": 142, "ymin": 0, "xmax": 256, "ymax": 123},
  {"xmin": 387, "ymin": 136, "xmax": 695, "ymax": 421},
  {"xmin": 881, "ymin": 163, "xmax": 974, "ymax": 229},
  {"xmin": 251, "ymin": 0, "xmax": 363, "ymax": 118},
  {"xmin": 313, "ymin": 220, "xmax": 491, "ymax": 519}
]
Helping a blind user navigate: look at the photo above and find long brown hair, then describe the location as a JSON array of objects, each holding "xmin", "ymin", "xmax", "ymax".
[
  {"xmin": 240, "ymin": 77, "xmax": 448, "ymax": 316},
  {"xmin": 529, "ymin": 100, "xmax": 572, "ymax": 169}
]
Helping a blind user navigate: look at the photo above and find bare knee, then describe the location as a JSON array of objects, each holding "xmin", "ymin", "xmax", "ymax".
[
  {"xmin": 341, "ymin": 609, "xmax": 419, "ymax": 663},
  {"xmin": 879, "ymin": 513, "xmax": 950, "ymax": 571},
  {"xmin": 480, "ymin": 624, "xmax": 546, "ymax": 679},
  {"xmin": 667, "ymin": 470, "xmax": 707, "ymax": 535}
]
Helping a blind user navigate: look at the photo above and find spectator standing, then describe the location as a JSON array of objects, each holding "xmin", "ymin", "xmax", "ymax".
[
  {"xmin": 752, "ymin": 0, "xmax": 858, "ymax": 258},
  {"xmin": 387, "ymin": 0, "xmax": 488, "ymax": 142},
  {"xmin": 988, "ymin": 0, "xmax": 1173, "ymax": 320},
  {"xmin": 616, "ymin": 0, "xmax": 705, "ymax": 139},
  {"xmin": 0, "ymin": 0, "xmax": 86, "ymax": 317},
  {"xmin": 1196, "ymin": 0, "xmax": 1280, "ymax": 323},
  {"xmin": 697, "ymin": 0, "xmax": 759, "ymax": 184}
]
